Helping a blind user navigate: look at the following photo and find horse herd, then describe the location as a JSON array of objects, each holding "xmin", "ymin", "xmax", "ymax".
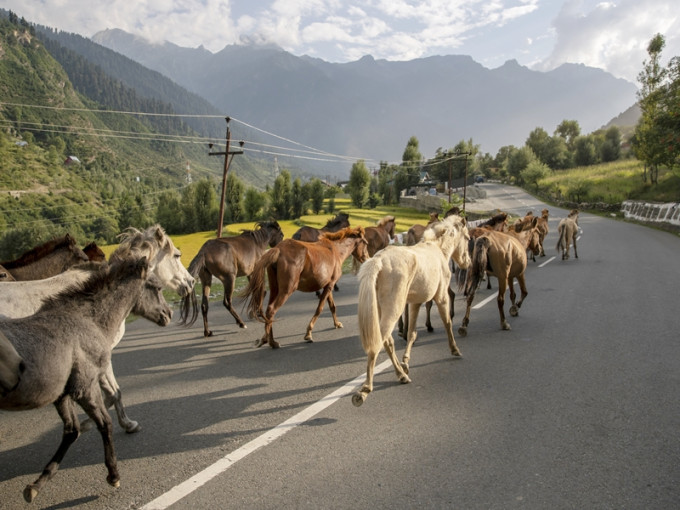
[{"xmin": 0, "ymin": 207, "xmax": 580, "ymax": 503}]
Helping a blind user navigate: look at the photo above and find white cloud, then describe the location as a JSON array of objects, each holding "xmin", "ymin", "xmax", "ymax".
[{"xmin": 536, "ymin": 0, "xmax": 680, "ymax": 82}]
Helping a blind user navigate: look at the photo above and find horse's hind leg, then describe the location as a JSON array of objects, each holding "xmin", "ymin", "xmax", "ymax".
[
  {"xmin": 222, "ymin": 275, "xmax": 247, "ymax": 329},
  {"xmin": 573, "ymin": 234, "xmax": 578, "ymax": 259},
  {"xmin": 200, "ymin": 279, "xmax": 213, "ymax": 337},
  {"xmin": 424, "ymin": 300, "xmax": 434, "ymax": 332},
  {"xmin": 353, "ymin": 349, "xmax": 378, "ymax": 407},
  {"xmin": 304, "ymin": 287, "xmax": 337, "ymax": 342},
  {"xmin": 24, "ymin": 396, "xmax": 81, "ymax": 502},
  {"xmin": 496, "ymin": 278, "xmax": 511, "ymax": 330}
]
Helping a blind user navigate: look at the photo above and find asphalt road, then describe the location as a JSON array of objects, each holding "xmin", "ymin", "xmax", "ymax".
[{"xmin": 1, "ymin": 183, "xmax": 679, "ymax": 509}]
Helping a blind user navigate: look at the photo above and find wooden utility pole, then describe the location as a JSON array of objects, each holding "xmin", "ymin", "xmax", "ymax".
[{"xmin": 209, "ymin": 117, "xmax": 244, "ymax": 237}]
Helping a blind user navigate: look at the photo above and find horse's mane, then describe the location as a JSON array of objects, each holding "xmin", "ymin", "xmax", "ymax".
[
  {"xmin": 376, "ymin": 215, "xmax": 395, "ymax": 228},
  {"xmin": 479, "ymin": 212, "xmax": 508, "ymax": 228},
  {"xmin": 0, "ymin": 234, "xmax": 77, "ymax": 269},
  {"xmin": 39, "ymin": 257, "xmax": 146, "ymax": 310},
  {"xmin": 325, "ymin": 212, "xmax": 349, "ymax": 228},
  {"xmin": 236, "ymin": 221, "xmax": 281, "ymax": 243},
  {"xmin": 321, "ymin": 226, "xmax": 364, "ymax": 241},
  {"xmin": 111, "ymin": 224, "xmax": 172, "ymax": 262},
  {"xmin": 424, "ymin": 215, "xmax": 465, "ymax": 242}
]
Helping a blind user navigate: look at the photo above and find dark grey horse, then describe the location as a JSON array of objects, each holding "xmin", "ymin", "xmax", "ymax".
[{"xmin": 0, "ymin": 257, "xmax": 164, "ymax": 503}]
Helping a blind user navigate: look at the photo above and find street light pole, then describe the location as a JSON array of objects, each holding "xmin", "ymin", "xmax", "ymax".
[{"xmin": 209, "ymin": 117, "xmax": 244, "ymax": 237}]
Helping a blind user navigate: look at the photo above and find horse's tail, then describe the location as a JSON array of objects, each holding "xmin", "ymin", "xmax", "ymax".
[
  {"xmin": 465, "ymin": 236, "xmax": 490, "ymax": 296},
  {"xmin": 179, "ymin": 250, "xmax": 206, "ymax": 326},
  {"xmin": 556, "ymin": 222, "xmax": 566, "ymax": 252},
  {"xmin": 241, "ymin": 248, "xmax": 279, "ymax": 322},
  {"xmin": 357, "ymin": 258, "xmax": 383, "ymax": 354}
]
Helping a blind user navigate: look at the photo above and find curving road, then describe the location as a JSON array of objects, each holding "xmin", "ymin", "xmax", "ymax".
[{"xmin": 1, "ymin": 183, "xmax": 679, "ymax": 509}]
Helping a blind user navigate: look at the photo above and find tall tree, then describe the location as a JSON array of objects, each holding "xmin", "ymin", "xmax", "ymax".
[
  {"xmin": 347, "ymin": 160, "xmax": 371, "ymax": 208},
  {"xmin": 268, "ymin": 170, "xmax": 292, "ymax": 219}
]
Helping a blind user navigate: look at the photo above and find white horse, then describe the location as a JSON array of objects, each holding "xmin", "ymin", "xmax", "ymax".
[
  {"xmin": 352, "ymin": 215, "xmax": 471, "ymax": 406},
  {"xmin": 556, "ymin": 209, "xmax": 579, "ymax": 260},
  {"xmin": 0, "ymin": 224, "xmax": 194, "ymax": 432}
]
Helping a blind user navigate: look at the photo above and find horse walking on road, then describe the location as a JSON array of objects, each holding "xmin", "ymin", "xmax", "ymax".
[
  {"xmin": 0, "ymin": 234, "xmax": 88, "ymax": 280},
  {"xmin": 0, "ymin": 257, "xmax": 156, "ymax": 503},
  {"xmin": 242, "ymin": 226, "xmax": 369, "ymax": 348},
  {"xmin": 457, "ymin": 229, "xmax": 532, "ymax": 336},
  {"xmin": 557, "ymin": 209, "xmax": 579, "ymax": 260},
  {"xmin": 180, "ymin": 221, "xmax": 284, "ymax": 336},
  {"xmin": 292, "ymin": 212, "xmax": 350, "ymax": 242},
  {"xmin": 352, "ymin": 215, "xmax": 471, "ymax": 406}
]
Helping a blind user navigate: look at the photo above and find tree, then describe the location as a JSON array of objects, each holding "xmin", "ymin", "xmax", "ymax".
[
  {"xmin": 308, "ymin": 178, "xmax": 325, "ymax": 213},
  {"xmin": 155, "ymin": 190, "xmax": 183, "ymax": 234},
  {"xmin": 520, "ymin": 161, "xmax": 550, "ymax": 192},
  {"xmin": 291, "ymin": 177, "xmax": 306, "ymax": 219},
  {"xmin": 348, "ymin": 160, "xmax": 371, "ymax": 208},
  {"xmin": 193, "ymin": 178, "xmax": 219, "ymax": 230},
  {"xmin": 574, "ymin": 135, "xmax": 598, "ymax": 167},
  {"xmin": 554, "ymin": 120, "xmax": 581, "ymax": 150},
  {"xmin": 225, "ymin": 173, "xmax": 245, "ymax": 223},
  {"xmin": 600, "ymin": 126, "xmax": 622, "ymax": 162},
  {"xmin": 269, "ymin": 170, "xmax": 292, "ymax": 219},
  {"xmin": 633, "ymin": 33, "xmax": 670, "ymax": 183},
  {"xmin": 244, "ymin": 187, "xmax": 267, "ymax": 220},
  {"xmin": 395, "ymin": 136, "xmax": 423, "ymax": 197},
  {"xmin": 505, "ymin": 146, "xmax": 537, "ymax": 183}
]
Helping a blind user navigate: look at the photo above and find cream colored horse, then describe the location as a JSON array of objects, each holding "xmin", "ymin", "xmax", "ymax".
[
  {"xmin": 556, "ymin": 209, "xmax": 579, "ymax": 260},
  {"xmin": 352, "ymin": 215, "xmax": 471, "ymax": 406}
]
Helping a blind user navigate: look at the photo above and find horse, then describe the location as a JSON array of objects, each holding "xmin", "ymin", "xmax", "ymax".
[
  {"xmin": 509, "ymin": 215, "xmax": 542, "ymax": 262},
  {"xmin": 242, "ymin": 226, "xmax": 369, "ymax": 348},
  {"xmin": 399, "ymin": 207, "xmax": 461, "ymax": 338},
  {"xmin": 0, "ymin": 256, "xmax": 156, "ymax": 503},
  {"xmin": 364, "ymin": 215, "xmax": 396, "ymax": 257},
  {"xmin": 457, "ymin": 229, "xmax": 533, "ymax": 336},
  {"xmin": 292, "ymin": 211, "xmax": 350, "ymax": 241},
  {"xmin": 535, "ymin": 209, "xmax": 550, "ymax": 256},
  {"xmin": 557, "ymin": 209, "xmax": 579, "ymax": 260},
  {"xmin": 83, "ymin": 241, "xmax": 107, "ymax": 261},
  {"xmin": 0, "ymin": 234, "xmax": 88, "ymax": 280},
  {"xmin": 351, "ymin": 215, "xmax": 471, "ymax": 406},
  {"xmin": 179, "ymin": 221, "xmax": 284, "ymax": 336},
  {"xmin": 1, "ymin": 331, "xmax": 24, "ymax": 397},
  {"xmin": 1, "ymin": 263, "xmax": 15, "ymax": 281}
]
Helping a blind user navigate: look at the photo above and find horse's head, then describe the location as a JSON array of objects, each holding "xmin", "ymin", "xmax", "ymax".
[
  {"xmin": 132, "ymin": 273, "xmax": 173, "ymax": 327},
  {"xmin": 263, "ymin": 221, "xmax": 284, "ymax": 247},
  {"xmin": 436, "ymin": 215, "xmax": 471, "ymax": 270},
  {"xmin": 83, "ymin": 242, "xmax": 106, "ymax": 262},
  {"xmin": 349, "ymin": 226, "xmax": 369, "ymax": 264}
]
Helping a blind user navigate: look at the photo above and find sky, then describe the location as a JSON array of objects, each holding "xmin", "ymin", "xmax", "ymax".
[{"xmin": 5, "ymin": 0, "xmax": 679, "ymax": 84}]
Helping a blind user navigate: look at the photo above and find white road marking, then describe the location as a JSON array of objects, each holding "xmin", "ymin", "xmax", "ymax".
[
  {"xmin": 141, "ymin": 359, "xmax": 394, "ymax": 510},
  {"xmin": 538, "ymin": 256, "xmax": 555, "ymax": 268}
]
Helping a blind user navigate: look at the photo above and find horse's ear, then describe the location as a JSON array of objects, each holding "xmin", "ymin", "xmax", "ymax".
[{"xmin": 152, "ymin": 225, "xmax": 165, "ymax": 242}]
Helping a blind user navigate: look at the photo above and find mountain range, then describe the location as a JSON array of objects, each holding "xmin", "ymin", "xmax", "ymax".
[{"xmin": 91, "ymin": 28, "xmax": 639, "ymax": 170}]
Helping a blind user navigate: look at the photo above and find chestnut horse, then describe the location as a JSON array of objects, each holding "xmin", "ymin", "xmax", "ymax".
[
  {"xmin": 179, "ymin": 221, "xmax": 284, "ymax": 335},
  {"xmin": 83, "ymin": 242, "xmax": 107, "ymax": 262},
  {"xmin": 352, "ymin": 215, "xmax": 471, "ymax": 406},
  {"xmin": 458, "ymin": 229, "xmax": 533, "ymax": 335},
  {"xmin": 364, "ymin": 215, "xmax": 396, "ymax": 257},
  {"xmin": 242, "ymin": 226, "xmax": 369, "ymax": 348},
  {"xmin": 557, "ymin": 209, "xmax": 579, "ymax": 260},
  {"xmin": 0, "ymin": 234, "xmax": 88, "ymax": 280}
]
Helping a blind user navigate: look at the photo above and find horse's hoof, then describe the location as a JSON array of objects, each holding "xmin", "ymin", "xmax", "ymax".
[
  {"xmin": 239, "ymin": 324, "xmax": 247, "ymax": 329},
  {"xmin": 502, "ymin": 322, "xmax": 512, "ymax": 331},
  {"xmin": 509, "ymin": 306, "xmax": 518, "ymax": 317},
  {"xmin": 457, "ymin": 327, "xmax": 467, "ymax": 337},
  {"xmin": 426, "ymin": 325, "xmax": 434, "ymax": 333},
  {"xmin": 351, "ymin": 393, "xmax": 365, "ymax": 407},
  {"xmin": 400, "ymin": 362, "xmax": 410, "ymax": 375},
  {"xmin": 399, "ymin": 375, "xmax": 411, "ymax": 384},
  {"xmin": 270, "ymin": 341, "xmax": 280, "ymax": 349},
  {"xmin": 254, "ymin": 339, "xmax": 265, "ymax": 348},
  {"xmin": 335, "ymin": 322, "xmax": 343, "ymax": 329},
  {"xmin": 304, "ymin": 333, "xmax": 313, "ymax": 342},
  {"xmin": 451, "ymin": 350, "xmax": 462, "ymax": 358},
  {"xmin": 124, "ymin": 421, "xmax": 141, "ymax": 434},
  {"xmin": 23, "ymin": 485, "xmax": 38, "ymax": 503},
  {"xmin": 107, "ymin": 475, "xmax": 120, "ymax": 488},
  {"xmin": 205, "ymin": 331, "xmax": 213, "ymax": 337}
]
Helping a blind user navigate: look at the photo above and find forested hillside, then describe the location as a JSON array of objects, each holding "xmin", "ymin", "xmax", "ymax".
[{"xmin": 0, "ymin": 13, "xmax": 281, "ymax": 257}]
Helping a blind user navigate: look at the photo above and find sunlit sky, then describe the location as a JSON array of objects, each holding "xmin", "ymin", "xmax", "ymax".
[{"xmin": 6, "ymin": 0, "xmax": 679, "ymax": 84}]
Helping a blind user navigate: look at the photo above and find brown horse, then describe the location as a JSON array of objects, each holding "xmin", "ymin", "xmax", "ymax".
[
  {"xmin": 292, "ymin": 212, "xmax": 350, "ymax": 241},
  {"xmin": 405, "ymin": 211, "xmax": 439, "ymax": 246},
  {"xmin": 180, "ymin": 221, "xmax": 284, "ymax": 336},
  {"xmin": 364, "ymin": 215, "xmax": 396, "ymax": 257},
  {"xmin": 83, "ymin": 242, "xmax": 107, "ymax": 262},
  {"xmin": 557, "ymin": 209, "xmax": 579, "ymax": 260},
  {"xmin": 242, "ymin": 226, "xmax": 369, "ymax": 348},
  {"xmin": 458, "ymin": 229, "xmax": 532, "ymax": 335},
  {"xmin": 0, "ymin": 234, "xmax": 88, "ymax": 280}
]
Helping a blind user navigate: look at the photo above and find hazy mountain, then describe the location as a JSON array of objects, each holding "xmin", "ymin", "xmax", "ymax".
[{"xmin": 92, "ymin": 28, "xmax": 638, "ymax": 166}]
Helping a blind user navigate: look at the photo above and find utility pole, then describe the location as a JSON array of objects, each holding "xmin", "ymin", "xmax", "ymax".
[{"xmin": 209, "ymin": 117, "xmax": 244, "ymax": 237}]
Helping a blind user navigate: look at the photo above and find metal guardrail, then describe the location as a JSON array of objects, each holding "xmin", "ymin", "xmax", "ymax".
[{"xmin": 621, "ymin": 200, "xmax": 680, "ymax": 226}]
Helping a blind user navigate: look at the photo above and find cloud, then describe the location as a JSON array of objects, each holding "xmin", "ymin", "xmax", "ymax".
[{"xmin": 536, "ymin": 0, "xmax": 680, "ymax": 82}]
